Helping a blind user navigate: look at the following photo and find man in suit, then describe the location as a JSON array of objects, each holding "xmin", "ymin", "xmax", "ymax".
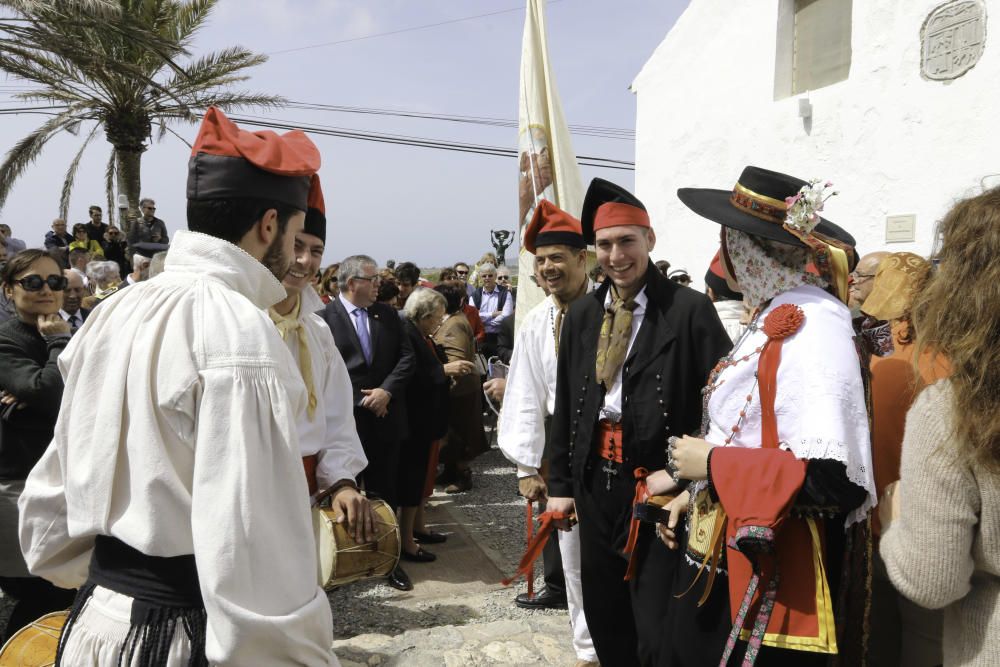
[
  {"xmin": 58, "ymin": 269, "xmax": 89, "ymax": 333},
  {"xmin": 546, "ymin": 179, "xmax": 731, "ymax": 666},
  {"xmin": 472, "ymin": 263, "xmax": 512, "ymax": 359},
  {"xmin": 319, "ymin": 254, "xmax": 416, "ymax": 590}
]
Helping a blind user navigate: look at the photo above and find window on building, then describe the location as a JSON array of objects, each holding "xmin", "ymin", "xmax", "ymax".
[{"xmin": 774, "ymin": 0, "xmax": 852, "ymax": 99}]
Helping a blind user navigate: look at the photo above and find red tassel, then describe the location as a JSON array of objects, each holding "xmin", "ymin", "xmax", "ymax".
[
  {"xmin": 623, "ymin": 467, "xmax": 650, "ymax": 581},
  {"xmin": 501, "ymin": 508, "xmax": 572, "ymax": 587}
]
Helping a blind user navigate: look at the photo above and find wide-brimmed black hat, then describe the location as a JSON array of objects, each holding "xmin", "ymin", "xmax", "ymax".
[
  {"xmin": 677, "ymin": 166, "xmax": 856, "ymax": 249},
  {"xmin": 581, "ymin": 178, "xmax": 649, "ymax": 244}
]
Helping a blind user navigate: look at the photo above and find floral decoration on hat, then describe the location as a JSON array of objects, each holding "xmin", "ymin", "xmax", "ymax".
[{"xmin": 784, "ymin": 180, "xmax": 838, "ymax": 235}]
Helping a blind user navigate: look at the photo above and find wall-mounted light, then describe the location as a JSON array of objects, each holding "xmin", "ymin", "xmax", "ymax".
[{"xmin": 798, "ymin": 97, "xmax": 812, "ymax": 120}]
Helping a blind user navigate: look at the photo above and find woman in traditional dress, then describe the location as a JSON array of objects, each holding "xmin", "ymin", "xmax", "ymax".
[{"xmin": 655, "ymin": 167, "xmax": 877, "ymax": 666}]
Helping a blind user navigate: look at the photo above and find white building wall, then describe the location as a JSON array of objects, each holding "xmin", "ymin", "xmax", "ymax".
[{"xmin": 632, "ymin": 0, "xmax": 999, "ymax": 285}]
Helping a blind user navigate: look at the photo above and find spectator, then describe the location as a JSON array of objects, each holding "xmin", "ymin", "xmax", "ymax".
[
  {"xmin": 395, "ymin": 261, "xmax": 421, "ymax": 307},
  {"xmin": 101, "ymin": 225, "xmax": 131, "ymax": 278},
  {"xmin": 319, "ymin": 263, "xmax": 340, "ymax": 303},
  {"xmin": 58, "ymin": 269, "xmax": 89, "ymax": 333},
  {"xmin": 0, "ymin": 224, "xmax": 26, "ymax": 255},
  {"xmin": 438, "ymin": 267, "xmax": 457, "ymax": 283},
  {"xmin": 377, "ymin": 269, "xmax": 400, "ymax": 307},
  {"xmin": 468, "ymin": 252, "xmax": 498, "ymax": 288},
  {"xmin": 126, "ymin": 242, "xmax": 167, "ymax": 286},
  {"xmin": 398, "ymin": 288, "xmax": 466, "ymax": 563},
  {"xmin": 496, "ymin": 265, "xmax": 515, "ymax": 303},
  {"xmin": 880, "ymin": 188, "xmax": 1000, "ymax": 667},
  {"xmin": 69, "ymin": 223, "xmax": 103, "ymax": 258},
  {"xmin": 81, "ymin": 205, "xmax": 108, "ymax": 244},
  {"xmin": 148, "ymin": 250, "xmax": 168, "ymax": 279},
  {"xmin": 81, "ymin": 261, "xmax": 124, "ymax": 310},
  {"xmin": 654, "ymin": 259, "xmax": 671, "ymax": 276},
  {"xmin": 454, "ymin": 261, "xmax": 474, "ymax": 297},
  {"xmin": 0, "ymin": 249, "xmax": 76, "ymax": 642},
  {"xmin": 704, "ymin": 251, "xmax": 745, "ymax": 343},
  {"xmin": 128, "ymin": 198, "xmax": 169, "ymax": 248},
  {"xmin": 863, "ymin": 252, "xmax": 946, "ymax": 666},
  {"xmin": 848, "ymin": 250, "xmax": 890, "ymax": 315},
  {"xmin": 67, "ymin": 247, "xmax": 91, "ymax": 287},
  {"xmin": 589, "ymin": 264, "xmax": 605, "ymax": 285},
  {"xmin": 43, "ymin": 219, "xmax": 74, "ymax": 267},
  {"xmin": 472, "ymin": 263, "xmax": 512, "ymax": 359},
  {"xmin": 667, "ymin": 267, "xmax": 691, "ymax": 286},
  {"xmin": 433, "ymin": 281, "xmax": 488, "ymax": 494}
]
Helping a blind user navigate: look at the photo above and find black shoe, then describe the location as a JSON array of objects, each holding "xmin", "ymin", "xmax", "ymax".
[
  {"xmin": 386, "ymin": 566, "xmax": 413, "ymax": 591},
  {"xmin": 515, "ymin": 588, "xmax": 567, "ymax": 610},
  {"xmin": 445, "ymin": 469, "xmax": 473, "ymax": 494},
  {"xmin": 401, "ymin": 547, "xmax": 437, "ymax": 563},
  {"xmin": 413, "ymin": 530, "xmax": 447, "ymax": 544}
]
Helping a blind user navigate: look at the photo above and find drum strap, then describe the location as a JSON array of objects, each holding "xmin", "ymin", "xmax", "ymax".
[{"xmin": 501, "ymin": 509, "xmax": 573, "ymax": 587}]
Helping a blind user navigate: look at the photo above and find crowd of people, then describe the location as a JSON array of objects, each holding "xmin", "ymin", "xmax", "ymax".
[{"xmin": 0, "ymin": 107, "xmax": 997, "ymax": 667}]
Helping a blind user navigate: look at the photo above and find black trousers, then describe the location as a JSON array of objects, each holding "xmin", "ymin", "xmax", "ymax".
[
  {"xmin": 360, "ymin": 437, "xmax": 401, "ymax": 509},
  {"xmin": 481, "ymin": 332, "xmax": 499, "ymax": 360},
  {"xmin": 575, "ymin": 457, "xmax": 679, "ymax": 667},
  {"xmin": 0, "ymin": 575, "xmax": 77, "ymax": 643}
]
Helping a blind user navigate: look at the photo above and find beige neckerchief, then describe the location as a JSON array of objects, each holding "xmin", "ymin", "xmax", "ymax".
[
  {"xmin": 268, "ymin": 295, "xmax": 317, "ymax": 419},
  {"xmin": 595, "ymin": 284, "xmax": 639, "ymax": 389}
]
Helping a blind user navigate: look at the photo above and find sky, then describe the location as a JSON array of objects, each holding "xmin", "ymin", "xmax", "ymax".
[{"xmin": 0, "ymin": 0, "xmax": 689, "ymax": 267}]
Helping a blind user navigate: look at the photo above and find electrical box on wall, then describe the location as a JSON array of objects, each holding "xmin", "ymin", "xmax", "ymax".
[{"xmin": 885, "ymin": 214, "xmax": 916, "ymax": 243}]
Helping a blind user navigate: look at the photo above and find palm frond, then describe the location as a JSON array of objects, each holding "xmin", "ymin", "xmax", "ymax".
[
  {"xmin": 59, "ymin": 122, "xmax": 101, "ymax": 219},
  {"xmin": 171, "ymin": 0, "xmax": 217, "ymax": 47},
  {"xmin": 0, "ymin": 109, "xmax": 79, "ymax": 209}
]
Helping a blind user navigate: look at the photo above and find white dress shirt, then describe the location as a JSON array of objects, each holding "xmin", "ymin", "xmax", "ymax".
[
  {"xmin": 338, "ymin": 292, "xmax": 370, "ymax": 336},
  {"xmin": 59, "ymin": 308, "xmax": 84, "ymax": 329},
  {"xmin": 600, "ymin": 286, "xmax": 648, "ymax": 416},
  {"xmin": 478, "ymin": 287, "xmax": 513, "ymax": 333},
  {"xmin": 19, "ymin": 231, "xmax": 336, "ymax": 666}
]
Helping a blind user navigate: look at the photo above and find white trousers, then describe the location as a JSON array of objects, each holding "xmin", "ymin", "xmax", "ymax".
[{"xmin": 558, "ymin": 525, "xmax": 598, "ymax": 662}]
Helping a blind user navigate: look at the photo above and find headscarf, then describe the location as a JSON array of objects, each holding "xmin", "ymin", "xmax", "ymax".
[{"xmin": 724, "ymin": 228, "xmax": 827, "ymax": 309}]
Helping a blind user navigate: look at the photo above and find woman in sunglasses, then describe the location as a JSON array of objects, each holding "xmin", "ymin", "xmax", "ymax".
[{"xmin": 0, "ymin": 249, "xmax": 76, "ymax": 642}]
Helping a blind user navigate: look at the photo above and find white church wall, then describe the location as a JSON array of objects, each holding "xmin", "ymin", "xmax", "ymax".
[{"xmin": 632, "ymin": 0, "xmax": 998, "ymax": 286}]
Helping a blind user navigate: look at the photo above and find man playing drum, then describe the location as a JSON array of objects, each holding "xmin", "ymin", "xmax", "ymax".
[{"xmin": 18, "ymin": 107, "xmax": 339, "ymax": 665}]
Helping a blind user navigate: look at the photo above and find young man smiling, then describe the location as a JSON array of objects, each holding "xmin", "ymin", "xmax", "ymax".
[{"xmin": 545, "ymin": 179, "xmax": 730, "ymax": 666}]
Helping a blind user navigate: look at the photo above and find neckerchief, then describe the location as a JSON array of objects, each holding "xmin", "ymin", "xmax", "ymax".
[
  {"xmin": 550, "ymin": 278, "xmax": 589, "ymax": 355},
  {"xmin": 595, "ymin": 286, "xmax": 638, "ymax": 389},
  {"xmin": 268, "ymin": 295, "xmax": 318, "ymax": 419}
]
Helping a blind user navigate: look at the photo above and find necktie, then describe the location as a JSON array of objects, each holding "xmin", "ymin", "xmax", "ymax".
[
  {"xmin": 353, "ymin": 308, "xmax": 373, "ymax": 365},
  {"xmin": 268, "ymin": 298, "xmax": 318, "ymax": 419},
  {"xmin": 595, "ymin": 291, "xmax": 639, "ymax": 389}
]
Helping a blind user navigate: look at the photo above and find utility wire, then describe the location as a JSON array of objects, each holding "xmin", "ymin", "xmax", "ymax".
[{"xmin": 266, "ymin": 0, "xmax": 566, "ymax": 56}]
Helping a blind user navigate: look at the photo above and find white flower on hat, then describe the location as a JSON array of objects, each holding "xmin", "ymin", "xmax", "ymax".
[{"xmin": 784, "ymin": 179, "xmax": 838, "ymax": 234}]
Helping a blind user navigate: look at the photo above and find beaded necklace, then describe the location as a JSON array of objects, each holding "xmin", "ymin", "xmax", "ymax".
[{"xmin": 699, "ymin": 310, "xmax": 762, "ymax": 444}]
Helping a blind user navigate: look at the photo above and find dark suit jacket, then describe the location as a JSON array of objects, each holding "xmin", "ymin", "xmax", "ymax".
[
  {"xmin": 496, "ymin": 314, "xmax": 514, "ymax": 364},
  {"xmin": 548, "ymin": 263, "xmax": 732, "ymax": 499},
  {"xmin": 319, "ymin": 298, "xmax": 415, "ymax": 444},
  {"xmin": 400, "ymin": 315, "xmax": 449, "ymax": 442}
]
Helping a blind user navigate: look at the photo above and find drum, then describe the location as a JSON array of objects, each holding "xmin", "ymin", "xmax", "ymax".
[
  {"xmin": 313, "ymin": 498, "xmax": 400, "ymax": 590},
  {"xmin": 0, "ymin": 611, "xmax": 67, "ymax": 666}
]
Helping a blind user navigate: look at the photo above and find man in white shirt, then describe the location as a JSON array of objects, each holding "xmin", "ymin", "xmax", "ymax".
[
  {"xmin": 19, "ymin": 107, "xmax": 338, "ymax": 665},
  {"xmin": 497, "ymin": 200, "xmax": 597, "ymax": 666},
  {"xmin": 473, "ymin": 263, "xmax": 513, "ymax": 358},
  {"xmin": 267, "ymin": 175, "xmax": 374, "ymax": 541},
  {"xmin": 58, "ymin": 269, "xmax": 89, "ymax": 333}
]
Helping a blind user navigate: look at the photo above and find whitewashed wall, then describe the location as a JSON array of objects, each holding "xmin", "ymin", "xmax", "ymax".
[{"xmin": 632, "ymin": 0, "xmax": 1000, "ymax": 286}]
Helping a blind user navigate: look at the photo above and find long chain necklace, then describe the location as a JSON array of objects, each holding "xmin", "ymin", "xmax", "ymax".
[{"xmin": 699, "ymin": 310, "xmax": 763, "ymax": 442}]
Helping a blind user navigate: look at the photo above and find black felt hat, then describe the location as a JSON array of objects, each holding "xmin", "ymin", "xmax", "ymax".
[
  {"xmin": 676, "ymin": 166, "xmax": 855, "ymax": 249},
  {"xmin": 303, "ymin": 174, "xmax": 326, "ymax": 243},
  {"xmin": 580, "ymin": 178, "xmax": 649, "ymax": 244}
]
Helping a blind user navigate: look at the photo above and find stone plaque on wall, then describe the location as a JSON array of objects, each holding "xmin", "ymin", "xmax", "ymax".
[{"xmin": 922, "ymin": 1, "xmax": 987, "ymax": 80}]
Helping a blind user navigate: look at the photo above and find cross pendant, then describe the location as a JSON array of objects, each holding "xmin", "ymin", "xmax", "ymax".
[{"xmin": 602, "ymin": 461, "xmax": 619, "ymax": 491}]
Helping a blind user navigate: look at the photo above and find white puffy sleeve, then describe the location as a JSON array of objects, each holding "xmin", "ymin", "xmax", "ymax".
[
  {"xmin": 190, "ymin": 365, "xmax": 335, "ymax": 666},
  {"xmin": 315, "ymin": 343, "xmax": 368, "ymax": 490},
  {"xmin": 497, "ymin": 315, "xmax": 548, "ymax": 474}
]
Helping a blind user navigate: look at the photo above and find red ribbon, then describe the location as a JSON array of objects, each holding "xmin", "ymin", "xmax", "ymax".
[
  {"xmin": 501, "ymin": 506, "xmax": 572, "ymax": 587},
  {"xmin": 623, "ymin": 466, "xmax": 650, "ymax": 581}
]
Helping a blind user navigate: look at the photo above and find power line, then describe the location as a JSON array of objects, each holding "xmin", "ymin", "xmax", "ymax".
[{"xmin": 266, "ymin": 0, "xmax": 566, "ymax": 57}]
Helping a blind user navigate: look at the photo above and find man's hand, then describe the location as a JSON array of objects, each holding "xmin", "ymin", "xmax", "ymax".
[
  {"xmin": 546, "ymin": 496, "xmax": 576, "ymax": 531},
  {"xmin": 518, "ymin": 474, "xmax": 547, "ymax": 502},
  {"xmin": 360, "ymin": 388, "xmax": 390, "ymax": 417},
  {"xmin": 483, "ymin": 377, "xmax": 506, "ymax": 402},
  {"xmin": 331, "ymin": 485, "xmax": 377, "ymax": 543},
  {"xmin": 656, "ymin": 491, "xmax": 690, "ymax": 550},
  {"xmin": 672, "ymin": 436, "xmax": 714, "ymax": 481},
  {"xmin": 36, "ymin": 313, "xmax": 70, "ymax": 337},
  {"xmin": 443, "ymin": 360, "xmax": 475, "ymax": 378},
  {"xmin": 491, "ymin": 310, "xmax": 502, "ymax": 319},
  {"xmin": 645, "ymin": 469, "xmax": 680, "ymax": 497}
]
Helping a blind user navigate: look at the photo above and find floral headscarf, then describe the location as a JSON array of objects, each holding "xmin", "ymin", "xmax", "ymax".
[{"xmin": 724, "ymin": 228, "xmax": 828, "ymax": 309}]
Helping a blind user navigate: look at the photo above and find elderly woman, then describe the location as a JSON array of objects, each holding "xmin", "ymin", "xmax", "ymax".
[
  {"xmin": 657, "ymin": 167, "xmax": 875, "ymax": 666},
  {"xmin": 398, "ymin": 288, "xmax": 475, "ymax": 561},
  {"xmin": 433, "ymin": 282, "xmax": 488, "ymax": 493},
  {"xmin": 880, "ymin": 188, "xmax": 1000, "ymax": 667},
  {"xmin": 68, "ymin": 223, "xmax": 103, "ymax": 258},
  {"xmin": 0, "ymin": 249, "xmax": 76, "ymax": 641}
]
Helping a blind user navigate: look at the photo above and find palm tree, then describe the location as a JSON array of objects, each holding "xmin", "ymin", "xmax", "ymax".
[{"xmin": 0, "ymin": 0, "xmax": 282, "ymax": 229}]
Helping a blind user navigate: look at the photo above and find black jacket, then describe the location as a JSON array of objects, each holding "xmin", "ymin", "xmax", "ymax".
[
  {"xmin": 0, "ymin": 318, "xmax": 68, "ymax": 480},
  {"xmin": 400, "ymin": 315, "xmax": 449, "ymax": 442},
  {"xmin": 548, "ymin": 264, "xmax": 731, "ymax": 498},
  {"xmin": 496, "ymin": 314, "xmax": 515, "ymax": 364},
  {"xmin": 318, "ymin": 298, "xmax": 415, "ymax": 444}
]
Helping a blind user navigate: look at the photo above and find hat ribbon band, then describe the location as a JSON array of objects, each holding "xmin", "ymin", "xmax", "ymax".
[{"xmin": 729, "ymin": 183, "xmax": 787, "ymax": 224}]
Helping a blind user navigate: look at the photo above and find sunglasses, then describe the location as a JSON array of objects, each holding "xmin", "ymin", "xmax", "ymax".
[
  {"xmin": 497, "ymin": 275, "xmax": 510, "ymax": 281},
  {"xmin": 456, "ymin": 270, "xmax": 469, "ymax": 276},
  {"xmin": 15, "ymin": 274, "xmax": 68, "ymax": 292}
]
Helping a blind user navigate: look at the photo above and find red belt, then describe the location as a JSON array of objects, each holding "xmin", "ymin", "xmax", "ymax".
[
  {"xmin": 596, "ymin": 419, "xmax": 623, "ymax": 463},
  {"xmin": 302, "ymin": 455, "xmax": 318, "ymax": 496}
]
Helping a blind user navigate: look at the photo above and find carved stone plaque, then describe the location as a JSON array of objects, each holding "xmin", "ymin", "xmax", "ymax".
[{"xmin": 922, "ymin": 0, "xmax": 987, "ymax": 80}]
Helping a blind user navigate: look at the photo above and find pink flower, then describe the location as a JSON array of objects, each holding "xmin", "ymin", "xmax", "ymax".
[
  {"xmin": 785, "ymin": 194, "xmax": 801, "ymax": 207},
  {"xmin": 825, "ymin": 181, "xmax": 834, "ymax": 188}
]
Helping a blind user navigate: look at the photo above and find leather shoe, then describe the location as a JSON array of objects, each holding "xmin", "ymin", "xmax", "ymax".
[
  {"xmin": 401, "ymin": 546, "xmax": 437, "ymax": 563},
  {"xmin": 445, "ymin": 469, "xmax": 473, "ymax": 494},
  {"xmin": 413, "ymin": 530, "xmax": 447, "ymax": 544},
  {"xmin": 386, "ymin": 565, "xmax": 413, "ymax": 591},
  {"xmin": 515, "ymin": 588, "xmax": 567, "ymax": 610}
]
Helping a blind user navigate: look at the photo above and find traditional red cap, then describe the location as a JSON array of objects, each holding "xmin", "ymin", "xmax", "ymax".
[
  {"xmin": 523, "ymin": 200, "xmax": 585, "ymax": 254},
  {"xmin": 593, "ymin": 202, "xmax": 651, "ymax": 233},
  {"xmin": 303, "ymin": 174, "xmax": 326, "ymax": 243},
  {"xmin": 187, "ymin": 107, "xmax": 320, "ymax": 211}
]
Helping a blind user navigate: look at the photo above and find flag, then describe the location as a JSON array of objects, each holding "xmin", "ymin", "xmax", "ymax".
[{"xmin": 515, "ymin": 0, "xmax": 584, "ymax": 328}]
